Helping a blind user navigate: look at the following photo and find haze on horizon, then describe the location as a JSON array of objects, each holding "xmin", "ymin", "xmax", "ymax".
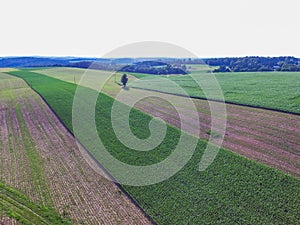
[{"xmin": 1, "ymin": 0, "xmax": 299, "ymax": 58}]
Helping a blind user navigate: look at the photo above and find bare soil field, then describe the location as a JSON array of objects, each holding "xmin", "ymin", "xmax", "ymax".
[{"xmin": 0, "ymin": 73, "xmax": 152, "ymax": 224}]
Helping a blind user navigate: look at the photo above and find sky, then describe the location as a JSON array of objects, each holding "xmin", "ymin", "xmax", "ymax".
[{"xmin": 1, "ymin": 0, "xmax": 299, "ymax": 58}]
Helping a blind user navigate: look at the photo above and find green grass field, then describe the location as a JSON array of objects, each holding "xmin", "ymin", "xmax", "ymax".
[
  {"xmin": 129, "ymin": 71, "xmax": 300, "ymax": 114},
  {"xmin": 8, "ymin": 70, "xmax": 300, "ymax": 224}
]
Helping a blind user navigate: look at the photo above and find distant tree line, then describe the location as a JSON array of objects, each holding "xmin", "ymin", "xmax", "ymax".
[
  {"xmin": 119, "ymin": 61, "xmax": 187, "ymax": 75},
  {"xmin": 204, "ymin": 56, "xmax": 300, "ymax": 72},
  {"xmin": 69, "ymin": 60, "xmax": 188, "ymax": 75},
  {"xmin": 69, "ymin": 61, "xmax": 123, "ymax": 71},
  {"xmin": 158, "ymin": 58, "xmax": 206, "ymax": 65}
]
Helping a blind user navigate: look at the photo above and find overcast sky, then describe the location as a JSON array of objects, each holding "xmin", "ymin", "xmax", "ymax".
[{"xmin": 1, "ymin": 0, "xmax": 299, "ymax": 58}]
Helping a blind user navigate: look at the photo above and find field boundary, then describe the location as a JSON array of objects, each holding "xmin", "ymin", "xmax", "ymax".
[
  {"xmin": 8, "ymin": 72, "xmax": 158, "ymax": 225},
  {"xmin": 130, "ymin": 86, "xmax": 300, "ymax": 116}
]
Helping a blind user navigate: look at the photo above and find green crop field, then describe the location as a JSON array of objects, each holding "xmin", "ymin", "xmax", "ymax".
[
  {"xmin": 129, "ymin": 71, "xmax": 300, "ymax": 114},
  {"xmin": 7, "ymin": 69, "xmax": 300, "ymax": 225}
]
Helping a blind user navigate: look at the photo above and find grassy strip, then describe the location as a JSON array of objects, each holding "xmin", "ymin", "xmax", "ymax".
[
  {"xmin": 14, "ymin": 103, "xmax": 54, "ymax": 207},
  {"xmin": 8, "ymin": 70, "xmax": 300, "ymax": 224},
  {"xmin": 0, "ymin": 182, "xmax": 72, "ymax": 224},
  {"xmin": 129, "ymin": 71, "xmax": 300, "ymax": 114}
]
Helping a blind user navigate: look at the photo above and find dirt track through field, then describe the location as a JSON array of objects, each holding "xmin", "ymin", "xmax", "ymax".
[{"xmin": 0, "ymin": 73, "xmax": 153, "ymax": 224}]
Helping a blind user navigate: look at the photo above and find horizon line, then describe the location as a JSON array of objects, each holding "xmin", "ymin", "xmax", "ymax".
[{"xmin": 0, "ymin": 55, "xmax": 299, "ymax": 59}]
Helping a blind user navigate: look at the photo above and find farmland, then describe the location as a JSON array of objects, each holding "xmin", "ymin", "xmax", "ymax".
[
  {"xmin": 34, "ymin": 67, "xmax": 124, "ymax": 97},
  {"xmin": 0, "ymin": 72, "xmax": 152, "ymax": 224},
  {"xmin": 129, "ymin": 71, "xmax": 300, "ymax": 114},
  {"xmin": 112, "ymin": 87, "xmax": 300, "ymax": 177},
  {"xmin": 40, "ymin": 67, "xmax": 300, "ymax": 115},
  {"xmin": 36, "ymin": 67, "xmax": 300, "ymax": 177},
  {"xmin": 0, "ymin": 182, "xmax": 72, "ymax": 225},
  {"xmin": 7, "ymin": 69, "xmax": 300, "ymax": 224}
]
